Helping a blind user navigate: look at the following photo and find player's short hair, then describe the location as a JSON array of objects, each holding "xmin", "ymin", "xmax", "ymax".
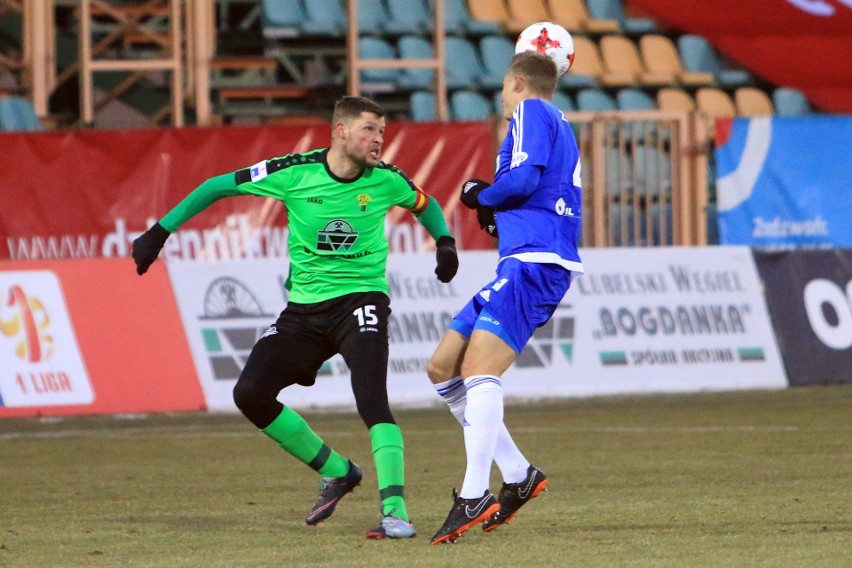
[
  {"xmin": 508, "ymin": 51, "xmax": 558, "ymax": 96},
  {"xmin": 332, "ymin": 96, "xmax": 384, "ymax": 125}
]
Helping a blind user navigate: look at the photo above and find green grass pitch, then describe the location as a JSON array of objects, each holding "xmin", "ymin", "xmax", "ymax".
[{"xmin": 1, "ymin": 386, "xmax": 850, "ymax": 567}]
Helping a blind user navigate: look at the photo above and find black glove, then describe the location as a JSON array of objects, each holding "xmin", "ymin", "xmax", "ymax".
[
  {"xmin": 434, "ymin": 236, "xmax": 459, "ymax": 283},
  {"xmin": 132, "ymin": 222, "xmax": 170, "ymax": 275},
  {"xmin": 460, "ymin": 178, "xmax": 490, "ymax": 209},
  {"xmin": 477, "ymin": 207, "xmax": 498, "ymax": 238}
]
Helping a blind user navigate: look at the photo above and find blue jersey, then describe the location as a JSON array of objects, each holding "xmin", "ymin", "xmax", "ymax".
[{"xmin": 481, "ymin": 98, "xmax": 584, "ymax": 274}]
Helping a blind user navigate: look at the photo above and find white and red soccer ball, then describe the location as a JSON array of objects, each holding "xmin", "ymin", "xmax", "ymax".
[{"xmin": 514, "ymin": 22, "xmax": 575, "ymax": 77}]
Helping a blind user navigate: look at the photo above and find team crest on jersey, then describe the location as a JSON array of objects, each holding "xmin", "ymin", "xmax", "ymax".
[
  {"xmin": 317, "ymin": 219, "xmax": 359, "ymax": 251},
  {"xmin": 357, "ymin": 194, "xmax": 371, "ymax": 212}
]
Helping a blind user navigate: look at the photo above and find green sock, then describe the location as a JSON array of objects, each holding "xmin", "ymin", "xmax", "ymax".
[
  {"xmin": 370, "ymin": 423, "xmax": 409, "ymax": 522},
  {"xmin": 262, "ymin": 407, "xmax": 349, "ymax": 478}
]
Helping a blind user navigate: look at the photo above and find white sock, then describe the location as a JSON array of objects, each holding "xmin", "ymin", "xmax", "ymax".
[
  {"xmin": 434, "ymin": 377, "xmax": 467, "ymax": 425},
  {"xmin": 435, "ymin": 377, "xmax": 530, "ymax": 485},
  {"xmin": 459, "ymin": 375, "xmax": 504, "ymax": 498}
]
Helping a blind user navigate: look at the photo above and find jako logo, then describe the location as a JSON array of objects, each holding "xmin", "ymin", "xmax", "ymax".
[{"xmin": 0, "ymin": 285, "xmax": 54, "ymax": 363}]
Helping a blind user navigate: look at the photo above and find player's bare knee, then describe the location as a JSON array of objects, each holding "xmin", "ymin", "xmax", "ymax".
[{"xmin": 426, "ymin": 355, "xmax": 452, "ymax": 384}]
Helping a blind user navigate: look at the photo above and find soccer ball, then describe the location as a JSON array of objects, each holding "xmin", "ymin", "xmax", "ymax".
[{"xmin": 514, "ymin": 22, "xmax": 575, "ymax": 77}]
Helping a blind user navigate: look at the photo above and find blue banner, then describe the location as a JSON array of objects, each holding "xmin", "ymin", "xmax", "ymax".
[{"xmin": 715, "ymin": 117, "xmax": 852, "ymax": 248}]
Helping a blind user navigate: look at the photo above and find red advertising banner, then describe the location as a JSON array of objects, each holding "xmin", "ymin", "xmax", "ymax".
[
  {"xmin": 630, "ymin": 0, "xmax": 852, "ymax": 113},
  {"xmin": 0, "ymin": 259, "xmax": 204, "ymax": 418},
  {"xmin": 0, "ymin": 122, "xmax": 496, "ymax": 262}
]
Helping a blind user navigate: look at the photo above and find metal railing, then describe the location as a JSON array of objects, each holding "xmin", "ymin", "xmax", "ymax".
[{"xmin": 567, "ymin": 110, "xmax": 710, "ymax": 247}]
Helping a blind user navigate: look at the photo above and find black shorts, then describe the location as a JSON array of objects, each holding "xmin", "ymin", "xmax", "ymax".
[{"xmin": 246, "ymin": 291, "xmax": 391, "ymax": 390}]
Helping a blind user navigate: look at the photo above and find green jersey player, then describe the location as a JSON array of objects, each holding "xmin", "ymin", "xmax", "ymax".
[{"xmin": 132, "ymin": 96, "xmax": 458, "ymax": 539}]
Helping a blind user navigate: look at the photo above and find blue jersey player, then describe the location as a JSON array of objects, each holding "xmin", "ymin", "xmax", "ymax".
[{"xmin": 428, "ymin": 51, "xmax": 584, "ymax": 544}]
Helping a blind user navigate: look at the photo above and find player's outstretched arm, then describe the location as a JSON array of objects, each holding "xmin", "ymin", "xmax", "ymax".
[
  {"xmin": 470, "ymin": 166, "xmax": 542, "ymax": 210},
  {"xmin": 132, "ymin": 222, "xmax": 170, "ymax": 275},
  {"xmin": 132, "ymin": 172, "xmax": 242, "ymax": 276},
  {"xmin": 413, "ymin": 195, "xmax": 458, "ymax": 283}
]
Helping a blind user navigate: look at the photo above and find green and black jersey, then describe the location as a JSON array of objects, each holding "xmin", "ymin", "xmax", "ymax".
[{"xmin": 159, "ymin": 148, "xmax": 451, "ymax": 304}]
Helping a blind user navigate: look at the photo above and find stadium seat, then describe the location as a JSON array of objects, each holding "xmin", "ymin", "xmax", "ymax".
[
  {"xmin": 609, "ymin": 204, "xmax": 643, "ymax": 246},
  {"xmin": 493, "ymin": 90, "xmax": 504, "ymax": 115},
  {"xmin": 384, "ymin": 0, "xmax": 431, "ymax": 36},
  {"xmin": 577, "ymin": 88, "xmax": 616, "ymax": 111},
  {"xmin": 734, "ymin": 87, "xmax": 774, "ymax": 117},
  {"xmin": 451, "ymin": 90, "xmax": 493, "ymax": 121},
  {"xmin": 559, "ymin": 35, "xmax": 601, "ymax": 89},
  {"xmin": 649, "ymin": 203, "xmax": 673, "ymax": 245},
  {"xmin": 444, "ymin": 36, "xmax": 501, "ymax": 90},
  {"xmin": 479, "ymin": 35, "xmax": 515, "ymax": 86},
  {"xmin": 397, "ymin": 35, "xmax": 435, "ymax": 90},
  {"xmin": 301, "ymin": 0, "xmax": 345, "ymax": 36},
  {"xmin": 445, "ymin": 0, "xmax": 501, "ymax": 35},
  {"xmin": 354, "ymin": 0, "xmax": 389, "ymax": 35},
  {"xmin": 678, "ymin": 34, "xmax": 752, "ymax": 88},
  {"xmin": 0, "ymin": 96, "xmax": 42, "ymax": 131},
  {"xmin": 358, "ymin": 37, "xmax": 400, "ymax": 92},
  {"xmin": 773, "ymin": 87, "xmax": 811, "ymax": 117},
  {"xmin": 587, "ymin": 0, "xmax": 658, "ymax": 35},
  {"xmin": 696, "ymin": 87, "xmax": 735, "ymax": 130},
  {"xmin": 504, "ymin": 0, "xmax": 551, "ymax": 33},
  {"xmin": 600, "ymin": 34, "xmax": 669, "ymax": 86},
  {"xmin": 467, "ymin": 0, "xmax": 512, "ymax": 30},
  {"xmin": 633, "ymin": 145, "xmax": 671, "ymax": 197},
  {"xmin": 639, "ymin": 35, "xmax": 713, "ymax": 87},
  {"xmin": 605, "ymin": 146, "xmax": 633, "ymax": 195},
  {"xmin": 656, "ymin": 87, "xmax": 695, "ymax": 112},
  {"xmin": 260, "ymin": 0, "xmax": 305, "ymax": 38},
  {"xmin": 410, "ymin": 90, "xmax": 437, "ymax": 121},
  {"xmin": 547, "ymin": 0, "xmax": 617, "ymax": 33},
  {"xmin": 551, "ymin": 90, "xmax": 576, "ymax": 112},
  {"xmin": 616, "ymin": 87, "xmax": 655, "ymax": 110}
]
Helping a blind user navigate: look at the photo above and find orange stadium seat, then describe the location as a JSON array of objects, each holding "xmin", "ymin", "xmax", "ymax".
[
  {"xmin": 466, "ymin": 0, "xmax": 511, "ymax": 29},
  {"xmin": 734, "ymin": 87, "xmax": 774, "ymax": 116},
  {"xmin": 560, "ymin": 35, "xmax": 603, "ymax": 88},
  {"xmin": 547, "ymin": 0, "xmax": 620, "ymax": 34},
  {"xmin": 600, "ymin": 34, "xmax": 669, "ymax": 86},
  {"xmin": 656, "ymin": 87, "xmax": 696, "ymax": 112},
  {"xmin": 696, "ymin": 87, "xmax": 735, "ymax": 129},
  {"xmin": 639, "ymin": 34, "xmax": 714, "ymax": 87},
  {"xmin": 504, "ymin": 0, "xmax": 551, "ymax": 33}
]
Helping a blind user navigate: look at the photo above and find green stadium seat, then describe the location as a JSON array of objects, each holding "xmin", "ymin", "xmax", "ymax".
[
  {"xmin": 260, "ymin": 0, "xmax": 305, "ymax": 39},
  {"xmin": 0, "ymin": 96, "xmax": 42, "ymax": 131},
  {"xmin": 587, "ymin": 0, "xmax": 658, "ymax": 35},
  {"xmin": 451, "ymin": 90, "xmax": 492, "ymax": 121},
  {"xmin": 773, "ymin": 87, "xmax": 812, "ymax": 117},
  {"xmin": 678, "ymin": 34, "xmax": 752, "ymax": 88},
  {"xmin": 410, "ymin": 90, "xmax": 436, "ymax": 121},
  {"xmin": 398, "ymin": 35, "xmax": 435, "ymax": 90},
  {"xmin": 302, "ymin": 0, "xmax": 345, "ymax": 36},
  {"xmin": 577, "ymin": 88, "xmax": 616, "ymax": 111}
]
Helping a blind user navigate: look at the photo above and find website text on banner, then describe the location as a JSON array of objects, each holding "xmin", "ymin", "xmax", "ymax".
[
  {"xmin": 0, "ymin": 259, "xmax": 204, "ymax": 418},
  {"xmin": 755, "ymin": 248, "xmax": 852, "ymax": 386},
  {"xmin": 0, "ymin": 123, "xmax": 495, "ymax": 262},
  {"xmin": 629, "ymin": 0, "xmax": 852, "ymax": 113},
  {"xmin": 715, "ymin": 117, "xmax": 852, "ymax": 248},
  {"xmin": 167, "ymin": 247, "xmax": 786, "ymax": 413}
]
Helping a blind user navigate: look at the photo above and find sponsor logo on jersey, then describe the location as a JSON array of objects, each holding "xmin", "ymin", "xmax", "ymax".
[
  {"xmin": 249, "ymin": 161, "xmax": 268, "ymax": 182},
  {"xmin": 317, "ymin": 219, "xmax": 359, "ymax": 252},
  {"xmin": 307, "ymin": 197, "xmax": 323, "ymax": 205},
  {"xmin": 511, "ymin": 150, "xmax": 528, "ymax": 168},
  {"xmin": 357, "ymin": 194, "xmax": 371, "ymax": 212}
]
